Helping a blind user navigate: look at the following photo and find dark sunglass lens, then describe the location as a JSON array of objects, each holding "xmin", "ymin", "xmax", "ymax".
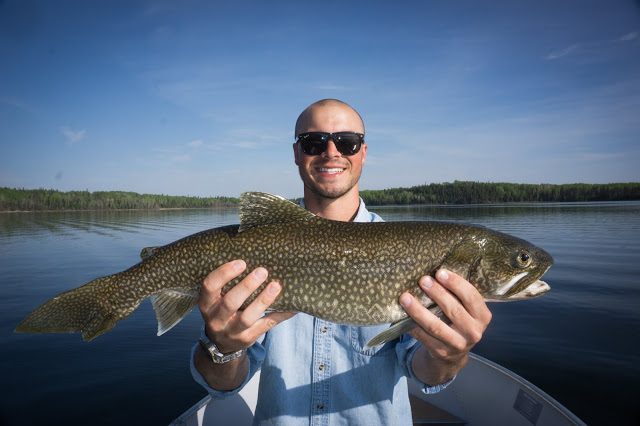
[
  {"xmin": 335, "ymin": 134, "xmax": 361, "ymax": 155},
  {"xmin": 301, "ymin": 139, "xmax": 326, "ymax": 155}
]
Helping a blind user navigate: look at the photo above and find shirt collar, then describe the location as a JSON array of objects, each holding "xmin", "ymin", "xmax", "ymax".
[{"xmin": 299, "ymin": 197, "xmax": 371, "ymax": 223}]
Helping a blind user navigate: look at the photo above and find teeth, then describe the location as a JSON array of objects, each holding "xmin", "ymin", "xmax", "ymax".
[{"xmin": 319, "ymin": 168, "xmax": 344, "ymax": 174}]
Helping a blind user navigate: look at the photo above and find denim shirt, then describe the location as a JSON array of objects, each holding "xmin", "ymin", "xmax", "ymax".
[{"xmin": 191, "ymin": 198, "xmax": 453, "ymax": 425}]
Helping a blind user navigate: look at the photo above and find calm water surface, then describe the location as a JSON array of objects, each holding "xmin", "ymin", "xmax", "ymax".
[{"xmin": 1, "ymin": 202, "xmax": 638, "ymax": 425}]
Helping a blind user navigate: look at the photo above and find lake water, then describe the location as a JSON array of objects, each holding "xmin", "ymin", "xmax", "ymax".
[{"xmin": 1, "ymin": 202, "xmax": 638, "ymax": 425}]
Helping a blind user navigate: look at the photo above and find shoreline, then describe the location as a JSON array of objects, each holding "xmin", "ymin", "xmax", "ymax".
[
  {"xmin": 0, "ymin": 206, "xmax": 238, "ymax": 214},
  {"xmin": 2, "ymin": 199, "xmax": 638, "ymax": 214}
]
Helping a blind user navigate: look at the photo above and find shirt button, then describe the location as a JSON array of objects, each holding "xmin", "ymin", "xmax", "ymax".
[
  {"xmin": 318, "ymin": 364, "xmax": 325, "ymax": 371},
  {"xmin": 317, "ymin": 402, "xmax": 324, "ymax": 410}
]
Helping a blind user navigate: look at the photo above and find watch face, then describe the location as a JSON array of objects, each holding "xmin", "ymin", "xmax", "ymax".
[
  {"xmin": 198, "ymin": 338, "xmax": 215, "ymax": 361},
  {"xmin": 199, "ymin": 330, "xmax": 246, "ymax": 363}
]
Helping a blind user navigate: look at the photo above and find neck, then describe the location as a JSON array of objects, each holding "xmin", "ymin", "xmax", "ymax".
[{"xmin": 303, "ymin": 187, "xmax": 361, "ymax": 222}]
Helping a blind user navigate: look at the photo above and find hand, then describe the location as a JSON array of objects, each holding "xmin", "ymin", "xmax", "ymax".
[
  {"xmin": 400, "ymin": 269, "xmax": 492, "ymax": 384},
  {"xmin": 198, "ymin": 259, "xmax": 296, "ymax": 354}
]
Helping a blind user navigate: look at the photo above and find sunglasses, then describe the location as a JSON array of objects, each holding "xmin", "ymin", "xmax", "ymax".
[{"xmin": 296, "ymin": 132, "xmax": 364, "ymax": 156}]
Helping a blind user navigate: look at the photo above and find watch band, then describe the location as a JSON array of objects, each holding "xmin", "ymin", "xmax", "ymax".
[{"xmin": 198, "ymin": 325, "xmax": 247, "ymax": 364}]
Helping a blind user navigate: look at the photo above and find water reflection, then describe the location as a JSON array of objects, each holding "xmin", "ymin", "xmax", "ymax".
[
  {"xmin": 0, "ymin": 208, "xmax": 241, "ymax": 242},
  {"xmin": 1, "ymin": 201, "xmax": 639, "ymax": 426}
]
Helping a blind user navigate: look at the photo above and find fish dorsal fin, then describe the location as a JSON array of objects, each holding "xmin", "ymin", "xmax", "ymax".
[
  {"xmin": 140, "ymin": 246, "xmax": 162, "ymax": 260},
  {"xmin": 238, "ymin": 191, "xmax": 316, "ymax": 232}
]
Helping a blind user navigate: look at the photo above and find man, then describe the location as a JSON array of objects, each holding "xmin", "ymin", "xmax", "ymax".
[{"xmin": 192, "ymin": 99, "xmax": 492, "ymax": 424}]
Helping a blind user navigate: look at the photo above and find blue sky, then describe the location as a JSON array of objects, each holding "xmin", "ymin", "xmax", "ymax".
[{"xmin": 1, "ymin": 0, "xmax": 639, "ymax": 199}]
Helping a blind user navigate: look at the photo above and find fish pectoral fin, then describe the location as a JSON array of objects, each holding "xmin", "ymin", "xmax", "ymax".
[
  {"xmin": 140, "ymin": 246, "xmax": 162, "ymax": 260},
  {"xmin": 150, "ymin": 290, "xmax": 199, "ymax": 336},
  {"xmin": 364, "ymin": 317, "xmax": 418, "ymax": 350},
  {"xmin": 238, "ymin": 192, "xmax": 317, "ymax": 232}
]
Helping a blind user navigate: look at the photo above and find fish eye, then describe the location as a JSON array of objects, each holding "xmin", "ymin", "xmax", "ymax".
[{"xmin": 516, "ymin": 251, "xmax": 532, "ymax": 267}]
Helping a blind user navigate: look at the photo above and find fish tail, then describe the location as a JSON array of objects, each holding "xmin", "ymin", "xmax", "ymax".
[{"xmin": 15, "ymin": 275, "xmax": 125, "ymax": 341}]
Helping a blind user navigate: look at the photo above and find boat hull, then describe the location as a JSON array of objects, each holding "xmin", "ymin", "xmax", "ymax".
[{"xmin": 171, "ymin": 353, "xmax": 585, "ymax": 426}]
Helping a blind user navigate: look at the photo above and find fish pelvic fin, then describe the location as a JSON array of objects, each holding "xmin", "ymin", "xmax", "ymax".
[
  {"xmin": 363, "ymin": 305, "xmax": 444, "ymax": 350},
  {"xmin": 150, "ymin": 289, "xmax": 199, "ymax": 335},
  {"xmin": 364, "ymin": 317, "xmax": 418, "ymax": 350},
  {"xmin": 238, "ymin": 191, "xmax": 316, "ymax": 232},
  {"xmin": 15, "ymin": 276, "xmax": 124, "ymax": 341}
]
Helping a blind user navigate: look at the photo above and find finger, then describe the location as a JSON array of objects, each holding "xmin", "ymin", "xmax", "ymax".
[
  {"xmin": 216, "ymin": 267, "xmax": 269, "ymax": 319},
  {"xmin": 217, "ymin": 311, "xmax": 297, "ymax": 354},
  {"xmin": 434, "ymin": 269, "xmax": 492, "ymax": 324},
  {"xmin": 236, "ymin": 281, "xmax": 284, "ymax": 328},
  {"xmin": 199, "ymin": 260, "xmax": 246, "ymax": 310},
  {"xmin": 399, "ymin": 293, "xmax": 467, "ymax": 351},
  {"xmin": 419, "ymin": 274, "xmax": 489, "ymax": 346},
  {"xmin": 408, "ymin": 324, "xmax": 456, "ymax": 359},
  {"xmin": 251, "ymin": 311, "xmax": 297, "ymax": 335},
  {"xmin": 418, "ymin": 275, "xmax": 471, "ymax": 327}
]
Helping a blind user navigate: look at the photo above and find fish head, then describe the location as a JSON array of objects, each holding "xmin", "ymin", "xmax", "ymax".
[{"xmin": 464, "ymin": 229, "xmax": 554, "ymax": 300}]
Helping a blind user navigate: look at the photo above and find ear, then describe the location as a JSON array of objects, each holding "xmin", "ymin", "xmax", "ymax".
[
  {"xmin": 360, "ymin": 143, "xmax": 368, "ymax": 166},
  {"xmin": 293, "ymin": 142, "xmax": 300, "ymax": 165}
]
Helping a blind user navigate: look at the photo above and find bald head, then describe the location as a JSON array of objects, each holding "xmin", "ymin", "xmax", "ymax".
[{"xmin": 295, "ymin": 99, "xmax": 365, "ymax": 138}]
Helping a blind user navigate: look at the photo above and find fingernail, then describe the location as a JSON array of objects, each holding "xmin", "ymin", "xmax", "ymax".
[
  {"xmin": 437, "ymin": 269, "xmax": 449, "ymax": 281},
  {"xmin": 399, "ymin": 293, "xmax": 412, "ymax": 307},
  {"xmin": 232, "ymin": 260, "xmax": 245, "ymax": 270},
  {"xmin": 268, "ymin": 282, "xmax": 281, "ymax": 295},
  {"xmin": 420, "ymin": 276, "xmax": 433, "ymax": 290},
  {"xmin": 254, "ymin": 268, "xmax": 267, "ymax": 280}
]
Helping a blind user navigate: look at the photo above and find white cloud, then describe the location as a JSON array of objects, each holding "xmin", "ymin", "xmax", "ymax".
[
  {"xmin": 187, "ymin": 139, "xmax": 204, "ymax": 148},
  {"xmin": 60, "ymin": 126, "xmax": 87, "ymax": 144},
  {"xmin": 619, "ymin": 32, "xmax": 638, "ymax": 42},
  {"xmin": 545, "ymin": 44, "xmax": 580, "ymax": 60}
]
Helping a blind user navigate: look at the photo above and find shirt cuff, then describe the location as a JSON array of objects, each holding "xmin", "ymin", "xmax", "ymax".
[
  {"xmin": 190, "ymin": 340, "xmax": 266, "ymax": 399},
  {"xmin": 405, "ymin": 341, "xmax": 456, "ymax": 394}
]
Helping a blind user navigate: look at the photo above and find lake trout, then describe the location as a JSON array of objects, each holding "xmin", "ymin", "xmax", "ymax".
[{"xmin": 15, "ymin": 192, "xmax": 553, "ymax": 348}]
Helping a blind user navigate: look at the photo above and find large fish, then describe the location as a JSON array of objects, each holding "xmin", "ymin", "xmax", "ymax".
[{"xmin": 16, "ymin": 192, "xmax": 553, "ymax": 348}]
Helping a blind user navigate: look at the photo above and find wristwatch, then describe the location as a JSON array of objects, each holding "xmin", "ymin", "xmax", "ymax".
[{"xmin": 198, "ymin": 325, "xmax": 247, "ymax": 364}]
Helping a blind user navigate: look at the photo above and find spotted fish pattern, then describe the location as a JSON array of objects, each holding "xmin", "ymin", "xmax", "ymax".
[{"xmin": 16, "ymin": 192, "xmax": 553, "ymax": 346}]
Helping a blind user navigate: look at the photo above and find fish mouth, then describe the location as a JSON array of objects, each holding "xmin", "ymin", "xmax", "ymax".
[
  {"xmin": 494, "ymin": 263, "xmax": 553, "ymax": 299},
  {"xmin": 504, "ymin": 280, "xmax": 550, "ymax": 300},
  {"xmin": 484, "ymin": 279, "xmax": 551, "ymax": 302}
]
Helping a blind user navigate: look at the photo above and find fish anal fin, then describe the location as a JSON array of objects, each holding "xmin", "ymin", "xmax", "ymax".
[
  {"xmin": 150, "ymin": 290, "xmax": 199, "ymax": 336},
  {"xmin": 238, "ymin": 192, "xmax": 316, "ymax": 232}
]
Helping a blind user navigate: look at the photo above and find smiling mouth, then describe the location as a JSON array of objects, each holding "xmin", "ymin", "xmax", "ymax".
[{"xmin": 318, "ymin": 167, "xmax": 345, "ymax": 175}]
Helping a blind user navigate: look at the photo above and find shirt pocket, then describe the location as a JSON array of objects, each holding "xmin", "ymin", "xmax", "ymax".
[{"xmin": 350, "ymin": 325, "xmax": 397, "ymax": 357}]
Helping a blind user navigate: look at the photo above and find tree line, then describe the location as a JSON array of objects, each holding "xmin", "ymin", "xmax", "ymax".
[
  {"xmin": 0, "ymin": 188, "xmax": 239, "ymax": 211},
  {"xmin": 1, "ymin": 182, "xmax": 639, "ymax": 211},
  {"xmin": 359, "ymin": 181, "xmax": 640, "ymax": 205}
]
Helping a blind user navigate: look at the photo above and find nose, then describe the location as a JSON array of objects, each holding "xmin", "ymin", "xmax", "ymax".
[{"xmin": 321, "ymin": 139, "xmax": 341, "ymax": 158}]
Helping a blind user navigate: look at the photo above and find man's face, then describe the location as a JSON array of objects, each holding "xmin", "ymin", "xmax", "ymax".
[{"xmin": 293, "ymin": 104, "xmax": 367, "ymax": 199}]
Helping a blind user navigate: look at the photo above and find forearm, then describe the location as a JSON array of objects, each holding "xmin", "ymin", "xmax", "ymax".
[
  {"xmin": 193, "ymin": 345, "xmax": 249, "ymax": 391},
  {"xmin": 411, "ymin": 344, "xmax": 468, "ymax": 387}
]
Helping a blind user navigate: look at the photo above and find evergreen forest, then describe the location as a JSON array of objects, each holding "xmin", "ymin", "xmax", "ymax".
[{"xmin": 1, "ymin": 181, "xmax": 639, "ymax": 212}]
